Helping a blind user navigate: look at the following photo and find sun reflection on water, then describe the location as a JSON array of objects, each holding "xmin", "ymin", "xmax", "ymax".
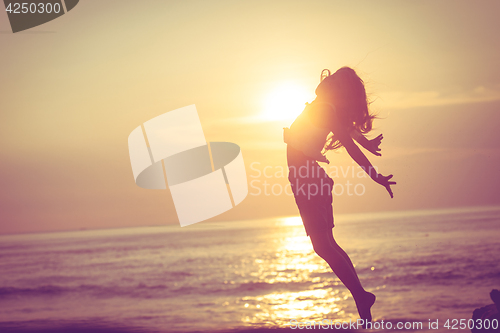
[
  {"xmin": 278, "ymin": 216, "xmax": 303, "ymax": 227},
  {"xmin": 235, "ymin": 222, "xmax": 354, "ymax": 327},
  {"xmin": 241, "ymin": 288, "xmax": 347, "ymax": 326}
]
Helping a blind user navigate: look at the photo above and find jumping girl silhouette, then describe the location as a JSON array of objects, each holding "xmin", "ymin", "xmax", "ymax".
[{"xmin": 284, "ymin": 67, "xmax": 396, "ymax": 325}]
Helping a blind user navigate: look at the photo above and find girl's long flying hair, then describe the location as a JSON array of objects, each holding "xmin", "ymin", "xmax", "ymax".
[{"xmin": 315, "ymin": 67, "xmax": 375, "ymax": 150}]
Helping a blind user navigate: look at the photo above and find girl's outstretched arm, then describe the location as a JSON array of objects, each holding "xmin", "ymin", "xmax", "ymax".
[
  {"xmin": 337, "ymin": 129, "xmax": 396, "ymax": 198},
  {"xmin": 350, "ymin": 129, "xmax": 383, "ymax": 156}
]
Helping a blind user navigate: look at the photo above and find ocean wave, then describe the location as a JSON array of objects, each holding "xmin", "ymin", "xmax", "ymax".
[
  {"xmin": 0, "ymin": 285, "xmax": 67, "ymax": 297},
  {"xmin": 0, "ymin": 284, "xmax": 172, "ymax": 299},
  {"xmin": 205, "ymin": 280, "xmax": 317, "ymax": 297},
  {"xmin": 0, "ymin": 319, "xmax": 154, "ymax": 333},
  {"xmin": 382, "ymin": 271, "xmax": 466, "ymax": 284},
  {"xmin": 0, "ymin": 279, "xmax": 324, "ymax": 301}
]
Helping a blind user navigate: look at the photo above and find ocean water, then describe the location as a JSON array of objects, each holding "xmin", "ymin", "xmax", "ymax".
[{"xmin": 0, "ymin": 207, "xmax": 499, "ymax": 332}]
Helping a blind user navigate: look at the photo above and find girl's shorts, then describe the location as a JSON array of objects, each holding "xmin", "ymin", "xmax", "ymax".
[{"xmin": 287, "ymin": 147, "xmax": 334, "ymax": 236}]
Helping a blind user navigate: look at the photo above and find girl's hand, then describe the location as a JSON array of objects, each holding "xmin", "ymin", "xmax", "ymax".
[
  {"xmin": 374, "ymin": 173, "xmax": 396, "ymax": 198},
  {"xmin": 367, "ymin": 134, "xmax": 383, "ymax": 156}
]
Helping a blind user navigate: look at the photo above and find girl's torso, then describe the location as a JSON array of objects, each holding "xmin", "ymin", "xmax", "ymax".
[{"xmin": 284, "ymin": 102, "xmax": 334, "ymax": 165}]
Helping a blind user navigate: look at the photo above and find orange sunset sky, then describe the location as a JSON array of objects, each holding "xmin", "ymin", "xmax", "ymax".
[{"xmin": 1, "ymin": 0, "xmax": 500, "ymax": 234}]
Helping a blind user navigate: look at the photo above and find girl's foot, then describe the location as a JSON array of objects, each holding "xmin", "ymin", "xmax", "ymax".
[{"xmin": 354, "ymin": 291, "xmax": 376, "ymax": 328}]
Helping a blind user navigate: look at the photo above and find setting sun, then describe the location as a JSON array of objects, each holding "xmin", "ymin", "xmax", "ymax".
[{"xmin": 261, "ymin": 82, "xmax": 313, "ymax": 121}]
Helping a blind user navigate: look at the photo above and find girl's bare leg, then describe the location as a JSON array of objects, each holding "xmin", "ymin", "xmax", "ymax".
[
  {"xmin": 309, "ymin": 230, "xmax": 376, "ymax": 325},
  {"xmin": 327, "ymin": 231, "xmax": 361, "ymax": 286}
]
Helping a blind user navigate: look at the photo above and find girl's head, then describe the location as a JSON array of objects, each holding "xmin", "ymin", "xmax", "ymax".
[{"xmin": 315, "ymin": 67, "xmax": 374, "ymax": 135}]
